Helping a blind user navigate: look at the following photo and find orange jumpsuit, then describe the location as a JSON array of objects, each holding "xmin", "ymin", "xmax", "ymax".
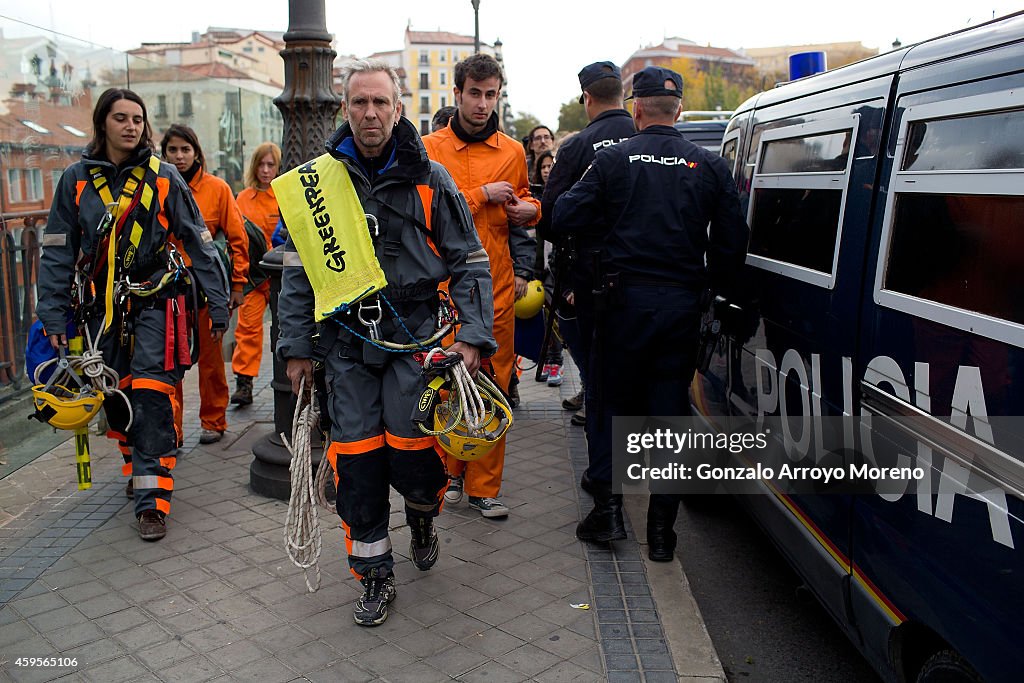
[
  {"xmin": 423, "ymin": 126, "xmax": 540, "ymax": 498},
  {"xmin": 231, "ymin": 187, "xmax": 279, "ymax": 378},
  {"xmin": 171, "ymin": 168, "xmax": 248, "ymax": 436}
]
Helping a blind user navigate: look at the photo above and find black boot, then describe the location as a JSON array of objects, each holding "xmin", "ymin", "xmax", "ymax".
[
  {"xmin": 647, "ymin": 494, "xmax": 679, "ymax": 562},
  {"xmin": 230, "ymin": 375, "xmax": 253, "ymax": 406},
  {"xmin": 576, "ymin": 480, "xmax": 626, "ymax": 542},
  {"xmin": 408, "ymin": 515, "xmax": 439, "ymax": 571}
]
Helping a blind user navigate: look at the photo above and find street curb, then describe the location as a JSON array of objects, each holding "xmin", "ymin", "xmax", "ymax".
[{"xmin": 622, "ymin": 493, "xmax": 727, "ymax": 682}]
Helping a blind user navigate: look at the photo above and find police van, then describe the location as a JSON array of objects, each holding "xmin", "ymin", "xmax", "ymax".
[{"xmin": 693, "ymin": 11, "xmax": 1024, "ymax": 682}]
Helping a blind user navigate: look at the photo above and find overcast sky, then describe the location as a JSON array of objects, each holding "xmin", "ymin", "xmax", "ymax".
[{"xmin": 1, "ymin": 1, "xmax": 1017, "ymax": 126}]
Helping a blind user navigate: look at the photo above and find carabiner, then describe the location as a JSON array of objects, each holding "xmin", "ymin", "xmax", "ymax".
[{"xmin": 366, "ymin": 213, "xmax": 380, "ymax": 238}]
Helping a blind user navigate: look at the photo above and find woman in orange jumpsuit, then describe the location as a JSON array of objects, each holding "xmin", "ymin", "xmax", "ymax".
[
  {"xmin": 229, "ymin": 142, "xmax": 281, "ymax": 406},
  {"xmin": 160, "ymin": 124, "xmax": 248, "ymax": 445}
]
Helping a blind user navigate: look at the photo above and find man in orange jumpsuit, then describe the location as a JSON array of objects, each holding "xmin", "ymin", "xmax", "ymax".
[
  {"xmin": 161, "ymin": 125, "xmax": 248, "ymax": 445},
  {"xmin": 423, "ymin": 53, "xmax": 539, "ymax": 519},
  {"xmin": 231, "ymin": 142, "xmax": 281, "ymax": 406}
]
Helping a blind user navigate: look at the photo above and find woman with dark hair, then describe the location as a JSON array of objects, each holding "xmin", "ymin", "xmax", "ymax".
[
  {"xmin": 160, "ymin": 124, "xmax": 249, "ymax": 445},
  {"xmin": 36, "ymin": 88, "xmax": 229, "ymax": 541},
  {"xmin": 528, "ymin": 149, "xmax": 564, "ymax": 385},
  {"xmin": 229, "ymin": 142, "xmax": 281, "ymax": 406}
]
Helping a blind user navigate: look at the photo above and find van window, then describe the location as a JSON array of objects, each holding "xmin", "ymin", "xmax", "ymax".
[
  {"xmin": 876, "ymin": 92, "xmax": 1024, "ymax": 347},
  {"xmin": 721, "ymin": 136, "xmax": 738, "ymax": 175},
  {"xmin": 745, "ymin": 117, "xmax": 857, "ymax": 288},
  {"xmin": 886, "ymin": 193, "xmax": 1024, "ymax": 325},
  {"xmin": 903, "ymin": 110, "xmax": 1024, "ymax": 171}
]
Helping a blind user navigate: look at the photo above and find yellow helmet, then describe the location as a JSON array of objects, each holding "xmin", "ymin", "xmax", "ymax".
[
  {"xmin": 514, "ymin": 279, "xmax": 544, "ymax": 319},
  {"xmin": 31, "ymin": 384, "xmax": 104, "ymax": 431},
  {"xmin": 418, "ymin": 371, "xmax": 514, "ymax": 462}
]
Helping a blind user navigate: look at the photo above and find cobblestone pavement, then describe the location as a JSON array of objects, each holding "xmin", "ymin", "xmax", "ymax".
[{"xmin": 0, "ymin": 349, "xmax": 691, "ymax": 682}]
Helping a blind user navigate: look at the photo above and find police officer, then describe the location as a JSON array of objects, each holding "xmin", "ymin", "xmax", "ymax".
[
  {"xmin": 276, "ymin": 59, "xmax": 495, "ymax": 626},
  {"xmin": 540, "ymin": 61, "xmax": 635, "ymax": 431},
  {"xmin": 552, "ymin": 67, "xmax": 748, "ymax": 560}
]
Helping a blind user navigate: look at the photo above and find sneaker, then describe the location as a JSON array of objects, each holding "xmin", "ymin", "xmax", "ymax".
[
  {"xmin": 546, "ymin": 365, "xmax": 564, "ymax": 387},
  {"xmin": 444, "ymin": 475, "xmax": 464, "ymax": 504},
  {"xmin": 469, "ymin": 496, "xmax": 509, "ymax": 519},
  {"xmin": 571, "ymin": 406, "xmax": 586, "ymax": 426},
  {"xmin": 536, "ymin": 364, "xmax": 552, "ymax": 382},
  {"xmin": 562, "ymin": 390, "xmax": 584, "ymax": 411},
  {"xmin": 200, "ymin": 429, "xmax": 224, "ymax": 444},
  {"xmin": 408, "ymin": 516, "xmax": 439, "ymax": 571},
  {"xmin": 137, "ymin": 510, "xmax": 166, "ymax": 541},
  {"xmin": 353, "ymin": 567, "xmax": 396, "ymax": 626}
]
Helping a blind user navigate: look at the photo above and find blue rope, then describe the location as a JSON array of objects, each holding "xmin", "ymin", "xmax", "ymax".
[{"xmin": 333, "ymin": 294, "xmax": 432, "ymax": 353}]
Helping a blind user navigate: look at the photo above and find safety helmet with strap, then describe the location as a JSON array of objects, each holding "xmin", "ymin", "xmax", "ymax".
[
  {"xmin": 29, "ymin": 347, "xmax": 104, "ymax": 431},
  {"xmin": 412, "ymin": 354, "xmax": 513, "ymax": 462}
]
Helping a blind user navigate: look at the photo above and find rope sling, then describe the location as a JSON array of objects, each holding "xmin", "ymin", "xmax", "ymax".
[{"xmin": 282, "ymin": 376, "xmax": 333, "ymax": 593}]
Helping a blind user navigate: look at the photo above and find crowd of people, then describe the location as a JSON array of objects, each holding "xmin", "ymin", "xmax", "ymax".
[{"xmin": 35, "ymin": 52, "xmax": 748, "ymax": 626}]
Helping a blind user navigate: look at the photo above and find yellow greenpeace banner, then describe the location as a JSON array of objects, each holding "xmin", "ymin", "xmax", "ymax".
[{"xmin": 273, "ymin": 154, "xmax": 387, "ymax": 321}]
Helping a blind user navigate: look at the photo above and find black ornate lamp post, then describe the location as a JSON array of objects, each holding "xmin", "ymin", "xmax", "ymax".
[
  {"xmin": 250, "ymin": 0, "xmax": 342, "ymax": 499},
  {"xmin": 472, "ymin": 0, "xmax": 481, "ymax": 54}
]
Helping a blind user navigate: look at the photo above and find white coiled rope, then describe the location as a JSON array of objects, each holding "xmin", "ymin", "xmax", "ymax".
[
  {"xmin": 421, "ymin": 347, "xmax": 488, "ymax": 433},
  {"xmin": 34, "ymin": 324, "xmax": 133, "ymax": 429},
  {"xmin": 282, "ymin": 376, "xmax": 333, "ymax": 593}
]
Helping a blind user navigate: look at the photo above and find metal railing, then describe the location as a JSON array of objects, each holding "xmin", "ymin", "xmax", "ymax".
[{"xmin": 0, "ymin": 210, "xmax": 43, "ymax": 401}]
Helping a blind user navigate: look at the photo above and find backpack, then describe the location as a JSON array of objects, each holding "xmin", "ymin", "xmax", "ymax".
[
  {"xmin": 243, "ymin": 217, "xmax": 270, "ymax": 294},
  {"xmin": 210, "ymin": 218, "xmax": 270, "ymax": 295}
]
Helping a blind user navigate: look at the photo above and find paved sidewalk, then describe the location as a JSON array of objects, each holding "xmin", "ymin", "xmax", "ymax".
[{"xmin": 0, "ymin": 351, "xmax": 724, "ymax": 682}]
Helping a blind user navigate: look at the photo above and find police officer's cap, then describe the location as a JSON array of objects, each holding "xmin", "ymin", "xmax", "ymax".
[
  {"xmin": 577, "ymin": 61, "xmax": 621, "ymax": 103},
  {"xmin": 626, "ymin": 66, "xmax": 683, "ymax": 100}
]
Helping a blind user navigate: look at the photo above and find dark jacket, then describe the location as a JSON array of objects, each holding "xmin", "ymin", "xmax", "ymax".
[
  {"xmin": 37, "ymin": 146, "xmax": 230, "ymax": 333},
  {"xmin": 538, "ymin": 108, "xmax": 635, "ymax": 241},
  {"xmin": 552, "ymin": 124, "xmax": 748, "ymax": 293},
  {"xmin": 276, "ymin": 116, "xmax": 497, "ymax": 361}
]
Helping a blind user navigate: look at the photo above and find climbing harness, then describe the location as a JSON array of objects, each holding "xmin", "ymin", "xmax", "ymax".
[{"xmin": 334, "ymin": 290, "xmax": 457, "ymax": 353}]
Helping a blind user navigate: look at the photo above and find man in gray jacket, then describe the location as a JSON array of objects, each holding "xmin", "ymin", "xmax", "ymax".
[{"xmin": 276, "ymin": 60, "xmax": 496, "ymax": 627}]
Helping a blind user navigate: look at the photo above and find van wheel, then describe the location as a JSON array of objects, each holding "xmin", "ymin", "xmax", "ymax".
[{"xmin": 916, "ymin": 650, "xmax": 983, "ymax": 683}]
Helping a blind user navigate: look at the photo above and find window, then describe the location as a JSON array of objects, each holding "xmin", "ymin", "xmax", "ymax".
[
  {"xmin": 419, "ymin": 50, "xmax": 429, "ymax": 66},
  {"xmin": 746, "ymin": 117, "xmax": 857, "ymax": 288},
  {"xmin": 6, "ymin": 169, "xmax": 22, "ymax": 202},
  {"xmin": 20, "ymin": 120, "xmax": 49, "ymax": 134},
  {"xmin": 51, "ymin": 169, "xmax": 63, "ymax": 191},
  {"xmin": 156, "ymin": 95, "xmax": 168, "ymax": 118},
  {"xmin": 420, "ymin": 96, "xmax": 430, "ymax": 114},
  {"xmin": 875, "ymin": 91, "xmax": 1024, "ymax": 346},
  {"xmin": 181, "ymin": 92, "xmax": 193, "ymax": 117},
  {"xmin": 419, "ymin": 72, "xmax": 429, "ymax": 90},
  {"xmin": 440, "ymin": 51, "xmax": 446, "ymax": 63},
  {"xmin": 25, "ymin": 169, "xmax": 42, "ymax": 201},
  {"xmin": 243, "ymin": 46, "xmax": 253, "ymax": 53},
  {"xmin": 59, "ymin": 124, "xmax": 87, "ymax": 137},
  {"xmin": 440, "ymin": 95, "xmax": 447, "ymax": 108},
  {"xmin": 4, "ymin": 168, "xmax": 42, "ymax": 202},
  {"xmin": 420, "ymin": 118, "xmax": 431, "ymax": 136},
  {"xmin": 440, "ymin": 72, "xmax": 447, "ymax": 86},
  {"xmin": 721, "ymin": 133, "xmax": 739, "ymax": 176}
]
